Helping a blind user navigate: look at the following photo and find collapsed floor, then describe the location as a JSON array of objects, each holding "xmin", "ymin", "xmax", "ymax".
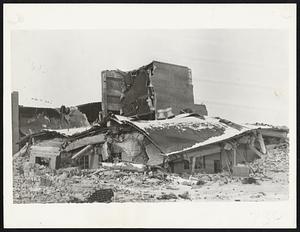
[{"xmin": 13, "ymin": 142, "xmax": 289, "ymax": 203}]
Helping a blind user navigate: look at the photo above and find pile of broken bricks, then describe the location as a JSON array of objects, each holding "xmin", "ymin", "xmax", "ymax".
[
  {"xmin": 12, "ymin": 143, "xmax": 289, "ymax": 203},
  {"xmin": 249, "ymin": 143, "xmax": 289, "ymax": 180}
]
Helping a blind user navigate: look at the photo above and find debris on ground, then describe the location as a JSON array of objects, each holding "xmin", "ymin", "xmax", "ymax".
[
  {"xmin": 157, "ymin": 193, "xmax": 178, "ymax": 200},
  {"xmin": 178, "ymin": 191, "xmax": 191, "ymax": 200},
  {"xmin": 13, "ymin": 143, "xmax": 289, "ymax": 203},
  {"xmin": 249, "ymin": 143, "xmax": 289, "ymax": 179},
  {"xmin": 241, "ymin": 177, "xmax": 258, "ymax": 185}
]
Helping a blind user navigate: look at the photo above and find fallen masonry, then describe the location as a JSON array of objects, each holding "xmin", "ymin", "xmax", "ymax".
[{"xmin": 13, "ymin": 142, "xmax": 289, "ymax": 203}]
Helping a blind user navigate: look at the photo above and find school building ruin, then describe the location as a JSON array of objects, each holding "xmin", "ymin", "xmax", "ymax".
[{"xmin": 11, "ymin": 61, "xmax": 288, "ymax": 176}]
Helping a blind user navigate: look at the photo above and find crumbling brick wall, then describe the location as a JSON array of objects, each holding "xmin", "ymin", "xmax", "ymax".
[{"xmin": 101, "ymin": 61, "xmax": 208, "ymax": 119}]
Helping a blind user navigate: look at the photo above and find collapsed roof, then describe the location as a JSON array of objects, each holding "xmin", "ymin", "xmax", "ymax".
[
  {"xmin": 110, "ymin": 114, "xmax": 259, "ymax": 157},
  {"xmin": 29, "ymin": 113, "xmax": 286, "ymax": 155},
  {"xmin": 22, "ymin": 112, "xmax": 288, "ymax": 169}
]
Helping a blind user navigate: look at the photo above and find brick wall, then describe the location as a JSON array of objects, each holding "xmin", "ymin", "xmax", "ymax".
[{"xmin": 151, "ymin": 61, "xmax": 195, "ymax": 114}]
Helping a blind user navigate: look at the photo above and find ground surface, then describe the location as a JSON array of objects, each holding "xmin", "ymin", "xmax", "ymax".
[{"xmin": 13, "ymin": 143, "xmax": 289, "ymax": 203}]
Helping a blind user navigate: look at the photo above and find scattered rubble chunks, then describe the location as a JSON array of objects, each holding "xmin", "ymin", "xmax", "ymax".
[
  {"xmin": 157, "ymin": 193, "xmax": 178, "ymax": 200},
  {"xmin": 196, "ymin": 180, "xmax": 206, "ymax": 185},
  {"xmin": 178, "ymin": 191, "xmax": 191, "ymax": 200},
  {"xmin": 249, "ymin": 143, "xmax": 289, "ymax": 179},
  {"xmin": 241, "ymin": 177, "xmax": 258, "ymax": 185},
  {"xmin": 86, "ymin": 189, "xmax": 114, "ymax": 203}
]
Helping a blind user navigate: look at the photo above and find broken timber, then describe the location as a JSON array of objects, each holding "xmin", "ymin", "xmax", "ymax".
[
  {"xmin": 257, "ymin": 132, "xmax": 267, "ymax": 154},
  {"xmin": 65, "ymin": 134, "xmax": 105, "ymax": 152},
  {"xmin": 100, "ymin": 162, "xmax": 147, "ymax": 172},
  {"xmin": 72, "ymin": 144, "xmax": 93, "ymax": 160},
  {"xmin": 248, "ymin": 144, "xmax": 263, "ymax": 158}
]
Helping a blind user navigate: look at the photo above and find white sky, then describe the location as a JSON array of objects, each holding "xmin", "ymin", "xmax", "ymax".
[{"xmin": 11, "ymin": 29, "xmax": 289, "ymax": 126}]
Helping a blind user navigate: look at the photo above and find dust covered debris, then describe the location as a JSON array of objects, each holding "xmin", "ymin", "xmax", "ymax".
[{"xmin": 13, "ymin": 142, "xmax": 289, "ymax": 203}]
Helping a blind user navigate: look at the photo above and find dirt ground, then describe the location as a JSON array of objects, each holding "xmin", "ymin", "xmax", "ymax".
[{"xmin": 13, "ymin": 143, "xmax": 289, "ymax": 203}]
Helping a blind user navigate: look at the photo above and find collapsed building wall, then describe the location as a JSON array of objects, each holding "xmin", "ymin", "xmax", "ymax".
[
  {"xmin": 101, "ymin": 61, "xmax": 208, "ymax": 119},
  {"xmin": 109, "ymin": 132, "xmax": 149, "ymax": 164},
  {"xmin": 12, "ymin": 93, "xmax": 96, "ymax": 152},
  {"xmin": 192, "ymin": 104, "xmax": 208, "ymax": 116},
  {"xmin": 12, "ymin": 92, "xmax": 100, "ymax": 152},
  {"xmin": 147, "ymin": 61, "xmax": 195, "ymax": 115},
  {"xmin": 76, "ymin": 102, "xmax": 102, "ymax": 124},
  {"xmin": 19, "ymin": 105, "xmax": 90, "ymax": 137}
]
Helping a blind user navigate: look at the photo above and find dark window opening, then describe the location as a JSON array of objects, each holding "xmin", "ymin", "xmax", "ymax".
[
  {"xmin": 106, "ymin": 152, "xmax": 122, "ymax": 162},
  {"xmin": 214, "ymin": 160, "xmax": 221, "ymax": 173},
  {"xmin": 195, "ymin": 156, "xmax": 204, "ymax": 169},
  {"xmin": 35, "ymin": 157, "xmax": 50, "ymax": 167},
  {"xmin": 184, "ymin": 160, "xmax": 190, "ymax": 170}
]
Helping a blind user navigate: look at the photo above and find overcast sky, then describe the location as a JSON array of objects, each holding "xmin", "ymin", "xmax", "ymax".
[{"xmin": 11, "ymin": 29, "xmax": 289, "ymax": 126}]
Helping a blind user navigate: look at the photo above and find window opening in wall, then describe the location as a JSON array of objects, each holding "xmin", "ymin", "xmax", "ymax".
[
  {"xmin": 195, "ymin": 156, "xmax": 203, "ymax": 169},
  {"xmin": 183, "ymin": 160, "xmax": 190, "ymax": 170},
  {"xmin": 35, "ymin": 157, "xmax": 50, "ymax": 167},
  {"xmin": 214, "ymin": 160, "xmax": 221, "ymax": 173},
  {"xmin": 111, "ymin": 152, "xmax": 122, "ymax": 162}
]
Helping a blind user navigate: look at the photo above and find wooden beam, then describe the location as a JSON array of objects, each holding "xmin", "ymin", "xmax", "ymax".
[
  {"xmin": 257, "ymin": 132, "xmax": 267, "ymax": 154},
  {"xmin": 233, "ymin": 148, "xmax": 237, "ymax": 166},
  {"xmin": 191, "ymin": 156, "xmax": 196, "ymax": 173},
  {"xmin": 248, "ymin": 144, "xmax": 263, "ymax": 158},
  {"xmin": 65, "ymin": 134, "xmax": 105, "ymax": 152},
  {"xmin": 188, "ymin": 146, "xmax": 221, "ymax": 158},
  {"xmin": 224, "ymin": 151, "xmax": 232, "ymax": 174},
  {"xmin": 72, "ymin": 145, "xmax": 93, "ymax": 160},
  {"xmin": 259, "ymin": 129, "xmax": 288, "ymax": 138},
  {"xmin": 89, "ymin": 149, "xmax": 99, "ymax": 169}
]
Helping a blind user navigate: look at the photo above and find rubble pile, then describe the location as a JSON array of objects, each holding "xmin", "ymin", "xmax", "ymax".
[
  {"xmin": 13, "ymin": 151, "xmax": 172, "ymax": 203},
  {"xmin": 13, "ymin": 143, "xmax": 289, "ymax": 203},
  {"xmin": 250, "ymin": 143, "xmax": 289, "ymax": 179}
]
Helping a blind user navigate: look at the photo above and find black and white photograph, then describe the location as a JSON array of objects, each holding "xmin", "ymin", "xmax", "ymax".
[{"xmin": 3, "ymin": 3, "xmax": 296, "ymax": 228}]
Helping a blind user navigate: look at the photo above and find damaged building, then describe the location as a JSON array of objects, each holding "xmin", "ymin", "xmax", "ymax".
[
  {"xmin": 104, "ymin": 114, "xmax": 288, "ymax": 176},
  {"xmin": 12, "ymin": 61, "xmax": 206, "ymax": 153},
  {"xmin": 11, "ymin": 91, "xmax": 102, "ymax": 154},
  {"xmin": 101, "ymin": 61, "xmax": 208, "ymax": 119},
  {"xmin": 12, "ymin": 60, "xmax": 288, "ymax": 177},
  {"xmin": 17, "ymin": 112, "xmax": 288, "ymax": 176}
]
